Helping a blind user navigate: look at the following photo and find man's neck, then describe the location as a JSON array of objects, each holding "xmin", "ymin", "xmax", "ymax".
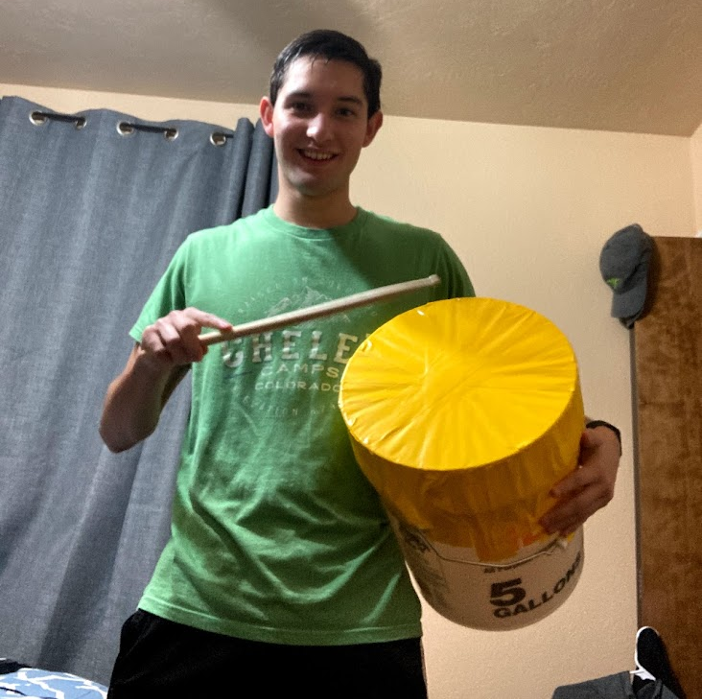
[{"xmin": 273, "ymin": 189, "xmax": 358, "ymax": 230}]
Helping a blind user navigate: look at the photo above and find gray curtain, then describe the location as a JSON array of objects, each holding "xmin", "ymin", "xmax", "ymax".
[{"xmin": 0, "ymin": 96, "xmax": 277, "ymax": 684}]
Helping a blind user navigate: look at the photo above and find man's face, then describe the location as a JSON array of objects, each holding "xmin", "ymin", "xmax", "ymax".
[{"xmin": 260, "ymin": 57, "xmax": 383, "ymax": 201}]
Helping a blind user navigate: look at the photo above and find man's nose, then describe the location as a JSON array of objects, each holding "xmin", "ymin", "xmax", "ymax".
[{"xmin": 307, "ymin": 112, "xmax": 332, "ymax": 142}]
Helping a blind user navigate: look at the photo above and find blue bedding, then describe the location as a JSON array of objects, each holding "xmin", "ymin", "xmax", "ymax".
[{"xmin": 0, "ymin": 667, "xmax": 107, "ymax": 698}]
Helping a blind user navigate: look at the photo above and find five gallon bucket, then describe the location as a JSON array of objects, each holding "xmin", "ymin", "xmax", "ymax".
[{"xmin": 338, "ymin": 297, "xmax": 585, "ymax": 630}]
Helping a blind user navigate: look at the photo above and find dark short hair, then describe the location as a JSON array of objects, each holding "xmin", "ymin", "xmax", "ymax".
[{"xmin": 269, "ymin": 29, "xmax": 382, "ymax": 118}]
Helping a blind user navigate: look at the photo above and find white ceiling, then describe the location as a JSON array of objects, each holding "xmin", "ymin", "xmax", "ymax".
[{"xmin": 1, "ymin": 0, "xmax": 701, "ymax": 136}]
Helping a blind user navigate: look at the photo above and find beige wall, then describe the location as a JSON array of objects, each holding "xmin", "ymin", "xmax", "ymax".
[
  {"xmin": 0, "ymin": 83, "xmax": 261, "ymax": 125},
  {"xmin": 692, "ymin": 122, "xmax": 702, "ymax": 232},
  {"xmin": 2, "ymin": 83, "xmax": 698, "ymax": 698}
]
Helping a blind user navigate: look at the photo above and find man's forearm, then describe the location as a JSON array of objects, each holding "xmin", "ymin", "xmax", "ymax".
[{"xmin": 99, "ymin": 345, "xmax": 184, "ymax": 453}]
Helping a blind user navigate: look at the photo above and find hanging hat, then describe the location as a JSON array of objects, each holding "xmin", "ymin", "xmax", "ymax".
[{"xmin": 599, "ymin": 224, "xmax": 653, "ymax": 328}]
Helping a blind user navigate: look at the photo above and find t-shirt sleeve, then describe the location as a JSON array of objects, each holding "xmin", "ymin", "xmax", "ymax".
[
  {"xmin": 437, "ymin": 238, "xmax": 476, "ymax": 299},
  {"xmin": 129, "ymin": 238, "xmax": 190, "ymax": 343}
]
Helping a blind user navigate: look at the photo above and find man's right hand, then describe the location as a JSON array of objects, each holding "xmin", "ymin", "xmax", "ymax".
[
  {"xmin": 139, "ymin": 308, "xmax": 233, "ymax": 370},
  {"xmin": 100, "ymin": 307, "xmax": 232, "ymax": 452}
]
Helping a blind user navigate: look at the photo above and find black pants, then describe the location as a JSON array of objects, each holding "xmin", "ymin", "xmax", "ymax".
[{"xmin": 108, "ymin": 610, "xmax": 428, "ymax": 699}]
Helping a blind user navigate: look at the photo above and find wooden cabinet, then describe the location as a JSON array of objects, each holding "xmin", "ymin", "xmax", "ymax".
[{"xmin": 633, "ymin": 236, "xmax": 701, "ymax": 697}]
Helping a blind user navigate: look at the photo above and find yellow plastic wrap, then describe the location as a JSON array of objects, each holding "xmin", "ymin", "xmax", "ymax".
[{"xmin": 339, "ymin": 297, "xmax": 584, "ymax": 561}]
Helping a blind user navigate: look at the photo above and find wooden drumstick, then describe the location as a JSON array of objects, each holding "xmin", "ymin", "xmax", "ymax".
[{"xmin": 198, "ymin": 274, "xmax": 441, "ymax": 347}]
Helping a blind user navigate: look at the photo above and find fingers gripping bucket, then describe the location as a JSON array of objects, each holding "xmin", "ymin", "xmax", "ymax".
[{"xmin": 338, "ymin": 298, "xmax": 585, "ymax": 630}]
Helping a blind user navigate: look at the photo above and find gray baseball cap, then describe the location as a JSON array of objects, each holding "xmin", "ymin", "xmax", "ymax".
[{"xmin": 599, "ymin": 224, "xmax": 653, "ymax": 328}]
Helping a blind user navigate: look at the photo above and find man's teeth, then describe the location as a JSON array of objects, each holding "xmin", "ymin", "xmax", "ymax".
[{"xmin": 303, "ymin": 150, "xmax": 334, "ymax": 161}]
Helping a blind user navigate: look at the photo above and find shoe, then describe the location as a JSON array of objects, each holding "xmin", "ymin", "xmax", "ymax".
[{"xmin": 633, "ymin": 626, "xmax": 686, "ymax": 698}]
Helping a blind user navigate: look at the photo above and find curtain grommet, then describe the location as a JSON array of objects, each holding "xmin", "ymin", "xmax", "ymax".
[
  {"xmin": 29, "ymin": 111, "xmax": 48, "ymax": 126},
  {"xmin": 210, "ymin": 132, "xmax": 230, "ymax": 147},
  {"xmin": 117, "ymin": 121, "xmax": 135, "ymax": 137}
]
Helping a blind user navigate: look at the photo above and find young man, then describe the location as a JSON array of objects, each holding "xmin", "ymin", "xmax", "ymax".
[{"xmin": 101, "ymin": 30, "xmax": 621, "ymax": 698}]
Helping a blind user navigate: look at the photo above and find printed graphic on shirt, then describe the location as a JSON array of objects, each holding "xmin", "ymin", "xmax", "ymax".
[{"xmin": 216, "ymin": 276, "xmax": 392, "ymax": 416}]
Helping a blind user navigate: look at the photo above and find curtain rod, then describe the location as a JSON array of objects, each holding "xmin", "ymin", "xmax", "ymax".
[{"xmin": 28, "ymin": 109, "xmax": 235, "ymax": 146}]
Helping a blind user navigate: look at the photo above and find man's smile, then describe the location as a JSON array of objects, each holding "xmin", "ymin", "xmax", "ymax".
[{"xmin": 299, "ymin": 149, "xmax": 337, "ymax": 161}]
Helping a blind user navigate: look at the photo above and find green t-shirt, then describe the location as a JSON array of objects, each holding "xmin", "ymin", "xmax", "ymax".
[{"xmin": 131, "ymin": 205, "xmax": 475, "ymax": 645}]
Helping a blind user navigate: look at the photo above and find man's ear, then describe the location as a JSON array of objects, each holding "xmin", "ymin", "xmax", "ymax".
[
  {"xmin": 363, "ymin": 110, "xmax": 383, "ymax": 148},
  {"xmin": 260, "ymin": 97, "xmax": 275, "ymax": 137}
]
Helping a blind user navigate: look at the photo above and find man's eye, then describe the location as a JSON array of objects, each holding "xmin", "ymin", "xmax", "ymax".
[
  {"xmin": 337, "ymin": 108, "xmax": 357, "ymax": 118},
  {"xmin": 290, "ymin": 102, "xmax": 312, "ymax": 113}
]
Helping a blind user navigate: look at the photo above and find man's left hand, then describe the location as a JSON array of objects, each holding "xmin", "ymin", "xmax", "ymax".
[{"xmin": 539, "ymin": 425, "xmax": 621, "ymax": 536}]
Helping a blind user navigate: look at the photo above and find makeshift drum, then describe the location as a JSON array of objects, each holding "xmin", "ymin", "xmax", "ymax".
[{"xmin": 339, "ymin": 297, "xmax": 585, "ymax": 630}]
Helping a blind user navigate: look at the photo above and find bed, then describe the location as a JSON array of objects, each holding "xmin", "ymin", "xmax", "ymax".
[{"xmin": 0, "ymin": 660, "xmax": 107, "ymax": 699}]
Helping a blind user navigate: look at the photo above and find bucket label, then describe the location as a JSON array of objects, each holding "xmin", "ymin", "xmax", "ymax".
[
  {"xmin": 489, "ymin": 548, "xmax": 582, "ymax": 620},
  {"xmin": 396, "ymin": 521, "xmax": 451, "ymax": 609},
  {"xmin": 388, "ymin": 513, "xmax": 584, "ymax": 630}
]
